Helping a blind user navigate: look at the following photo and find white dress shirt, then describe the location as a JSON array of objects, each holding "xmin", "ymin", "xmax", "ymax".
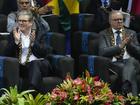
[
  {"xmin": 15, "ymin": 31, "xmax": 38, "ymax": 64},
  {"xmin": 112, "ymin": 28, "xmax": 130, "ymax": 62}
]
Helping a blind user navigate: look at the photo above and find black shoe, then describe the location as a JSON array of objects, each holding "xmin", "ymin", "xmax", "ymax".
[{"xmin": 121, "ymin": 81, "xmax": 132, "ymax": 96}]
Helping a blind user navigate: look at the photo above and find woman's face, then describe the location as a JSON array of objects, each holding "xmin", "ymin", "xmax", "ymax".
[
  {"xmin": 17, "ymin": 15, "xmax": 33, "ymax": 32},
  {"xmin": 18, "ymin": 0, "xmax": 30, "ymax": 10}
]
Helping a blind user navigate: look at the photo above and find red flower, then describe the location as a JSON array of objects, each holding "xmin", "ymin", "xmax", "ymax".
[
  {"xmin": 88, "ymin": 94, "xmax": 93, "ymax": 104},
  {"xmin": 51, "ymin": 88, "xmax": 67, "ymax": 101},
  {"xmin": 94, "ymin": 81, "xmax": 102, "ymax": 87},
  {"xmin": 94, "ymin": 76, "xmax": 100, "ymax": 81},
  {"xmin": 87, "ymin": 85, "xmax": 92, "ymax": 94},
  {"xmin": 117, "ymin": 95, "xmax": 125, "ymax": 102},
  {"xmin": 74, "ymin": 94, "xmax": 80, "ymax": 100},
  {"xmin": 73, "ymin": 78, "xmax": 83, "ymax": 85},
  {"xmin": 104, "ymin": 102, "xmax": 111, "ymax": 105},
  {"xmin": 46, "ymin": 71, "xmax": 125, "ymax": 105}
]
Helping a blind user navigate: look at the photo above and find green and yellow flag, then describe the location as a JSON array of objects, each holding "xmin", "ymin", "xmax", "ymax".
[
  {"xmin": 63, "ymin": 0, "xmax": 79, "ymax": 14},
  {"xmin": 47, "ymin": 0, "xmax": 80, "ymax": 54},
  {"xmin": 47, "ymin": 0, "xmax": 79, "ymax": 15},
  {"xmin": 47, "ymin": 0, "xmax": 60, "ymax": 15}
]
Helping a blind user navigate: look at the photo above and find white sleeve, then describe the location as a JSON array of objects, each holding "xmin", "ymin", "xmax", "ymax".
[{"xmin": 7, "ymin": 13, "xmax": 17, "ymax": 33}]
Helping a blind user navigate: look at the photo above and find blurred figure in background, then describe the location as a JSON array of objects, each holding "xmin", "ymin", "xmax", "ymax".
[
  {"xmin": 46, "ymin": 0, "xmax": 79, "ymax": 55},
  {"xmin": 7, "ymin": 0, "xmax": 33, "ymax": 33},
  {"xmin": 7, "ymin": 0, "xmax": 52, "ymax": 33}
]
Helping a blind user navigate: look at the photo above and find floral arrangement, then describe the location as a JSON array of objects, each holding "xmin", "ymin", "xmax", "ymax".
[
  {"xmin": 45, "ymin": 71, "xmax": 125, "ymax": 105},
  {"xmin": 1, "ymin": 72, "xmax": 140, "ymax": 105}
]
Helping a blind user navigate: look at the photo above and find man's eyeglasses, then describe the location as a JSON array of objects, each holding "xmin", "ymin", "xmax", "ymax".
[
  {"xmin": 112, "ymin": 18, "xmax": 123, "ymax": 21},
  {"xmin": 19, "ymin": 1, "xmax": 29, "ymax": 5}
]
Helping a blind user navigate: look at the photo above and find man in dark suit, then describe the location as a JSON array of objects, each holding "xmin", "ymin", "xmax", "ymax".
[
  {"xmin": 98, "ymin": 10, "xmax": 140, "ymax": 96},
  {"xmin": 5, "ymin": 10, "xmax": 53, "ymax": 91}
]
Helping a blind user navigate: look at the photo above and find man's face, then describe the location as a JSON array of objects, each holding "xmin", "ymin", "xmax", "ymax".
[
  {"xmin": 18, "ymin": 0, "xmax": 30, "ymax": 10},
  {"xmin": 110, "ymin": 12, "xmax": 124, "ymax": 30},
  {"xmin": 17, "ymin": 15, "xmax": 32, "ymax": 32}
]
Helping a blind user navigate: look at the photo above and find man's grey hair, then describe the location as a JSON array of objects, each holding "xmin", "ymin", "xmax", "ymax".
[{"xmin": 109, "ymin": 10, "xmax": 123, "ymax": 22}]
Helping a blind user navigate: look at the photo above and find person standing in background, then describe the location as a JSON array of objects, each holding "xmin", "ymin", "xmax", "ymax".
[
  {"xmin": 7, "ymin": 0, "xmax": 32, "ymax": 33},
  {"xmin": 7, "ymin": 0, "xmax": 51, "ymax": 33},
  {"xmin": 46, "ymin": 0, "xmax": 79, "ymax": 55}
]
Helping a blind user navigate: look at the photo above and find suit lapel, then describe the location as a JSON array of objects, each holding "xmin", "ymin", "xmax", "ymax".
[{"xmin": 105, "ymin": 28, "xmax": 114, "ymax": 47}]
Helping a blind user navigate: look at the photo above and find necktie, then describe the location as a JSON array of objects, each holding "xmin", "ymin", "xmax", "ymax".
[
  {"xmin": 116, "ymin": 30, "xmax": 121, "ymax": 45},
  {"xmin": 115, "ymin": 30, "xmax": 124, "ymax": 61}
]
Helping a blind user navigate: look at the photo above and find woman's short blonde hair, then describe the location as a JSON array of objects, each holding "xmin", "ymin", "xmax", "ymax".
[{"xmin": 17, "ymin": 10, "xmax": 33, "ymax": 21}]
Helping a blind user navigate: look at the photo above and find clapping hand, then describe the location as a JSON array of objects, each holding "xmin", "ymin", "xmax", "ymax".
[
  {"xmin": 13, "ymin": 27, "xmax": 20, "ymax": 44},
  {"xmin": 119, "ymin": 34, "xmax": 132, "ymax": 49}
]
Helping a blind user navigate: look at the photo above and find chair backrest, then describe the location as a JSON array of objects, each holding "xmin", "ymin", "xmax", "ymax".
[
  {"xmin": 41, "ymin": 14, "xmax": 63, "ymax": 33},
  {"xmin": 71, "ymin": 13, "xmax": 95, "ymax": 33},
  {"xmin": 79, "ymin": 0, "xmax": 91, "ymax": 13},
  {"xmin": 71, "ymin": 31, "xmax": 99, "ymax": 58},
  {"xmin": 0, "ymin": 14, "xmax": 7, "ymax": 32},
  {"xmin": 94, "ymin": 8, "xmax": 110, "ymax": 32},
  {"xmin": 130, "ymin": 15, "xmax": 140, "ymax": 33},
  {"xmin": 0, "ymin": 33, "xmax": 10, "ymax": 56},
  {"xmin": 71, "ymin": 31, "xmax": 100, "ymax": 77},
  {"xmin": 45, "ymin": 32, "xmax": 66, "ymax": 55},
  {"xmin": 0, "ymin": 0, "xmax": 4, "ymax": 10}
]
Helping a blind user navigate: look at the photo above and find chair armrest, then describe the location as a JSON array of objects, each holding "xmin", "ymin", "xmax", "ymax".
[
  {"xmin": 47, "ymin": 55, "xmax": 74, "ymax": 79},
  {"xmin": 1, "ymin": 57, "xmax": 20, "ymax": 88},
  {"xmin": 79, "ymin": 55, "xmax": 118, "ymax": 82}
]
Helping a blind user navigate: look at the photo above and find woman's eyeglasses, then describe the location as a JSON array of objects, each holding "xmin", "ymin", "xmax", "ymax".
[{"xmin": 17, "ymin": 19, "xmax": 30, "ymax": 23}]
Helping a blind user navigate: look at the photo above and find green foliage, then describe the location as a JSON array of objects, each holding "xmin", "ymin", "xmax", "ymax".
[
  {"xmin": 126, "ymin": 94, "xmax": 140, "ymax": 105},
  {"xmin": 24, "ymin": 93, "xmax": 48, "ymax": 105},
  {"xmin": 0, "ymin": 85, "xmax": 49, "ymax": 105},
  {"xmin": 0, "ymin": 85, "xmax": 34, "ymax": 105}
]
